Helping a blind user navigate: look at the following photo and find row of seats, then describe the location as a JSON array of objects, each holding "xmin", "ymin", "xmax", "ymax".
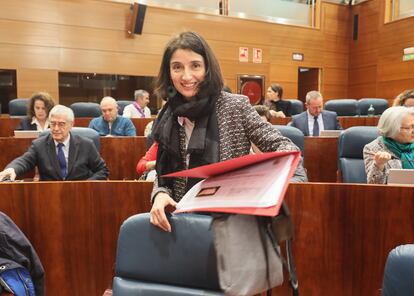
[
  {"xmin": 114, "ymin": 214, "xmax": 414, "ymax": 296},
  {"xmin": 325, "ymin": 98, "xmax": 389, "ymax": 116},
  {"xmin": 8, "ymin": 99, "xmax": 134, "ymax": 118},
  {"xmin": 9, "ymin": 98, "xmax": 389, "ymax": 118}
]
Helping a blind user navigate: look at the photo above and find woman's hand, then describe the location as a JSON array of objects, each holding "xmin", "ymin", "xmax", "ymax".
[
  {"xmin": 150, "ymin": 192, "xmax": 177, "ymax": 232},
  {"xmin": 146, "ymin": 160, "xmax": 156, "ymax": 170},
  {"xmin": 269, "ymin": 110, "xmax": 286, "ymax": 118},
  {"xmin": 374, "ymin": 151, "xmax": 392, "ymax": 171}
]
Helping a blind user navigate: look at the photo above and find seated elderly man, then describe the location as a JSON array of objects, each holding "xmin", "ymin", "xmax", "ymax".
[
  {"xmin": 89, "ymin": 96, "xmax": 136, "ymax": 136},
  {"xmin": 364, "ymin": 106, "xmax": 414, "ymax": 184},
  {"xmin": 123, "ymin": 89, "xmax": 151, "ymax": 118},
  {"xmin": 289, "ymin": 90, "xmax": 342, "ymax": 136},
  {"xmin": 0, "ymin": 105, "xmax": 109, "ymax": 181}
]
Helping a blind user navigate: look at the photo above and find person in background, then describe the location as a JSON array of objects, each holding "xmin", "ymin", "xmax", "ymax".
[
  {"xmin": 393, "ymin": 89, "xmax": 414, "ymax": 107},
  {"xmin": 263, "ymin": 83, "xmax": 292, "ymax": 118},
  {"xmin": 17, "ymin": 92, "xmax": 55, "ymax": 131},
  {"xmin": 149, "ymin": 31, "xmax": 307, "ymax": 232},
  {"xmin": 89, "ymin": 96, "xmax": 136, "ymax": 136},
  {"xmin": 363, "ymin": 106, "xmax": 414, "ymax": 184},
  {"xmin": 0, "ymin": 211, "xmax": 45, "ymax": 296},
  {"xmin": 0, "ymin": 105, "xmax": 109, "ymax": 181},
  {"xmin": 136, "ymin": 141, "xmax": 158, "ymax": 181},
  {"xmin": 289, "ymin": 90, "xmax": 341, "ymax": 136},
  {"xmin": 122, "ymin": 89, "xmax": 151, "ymax": 118}
]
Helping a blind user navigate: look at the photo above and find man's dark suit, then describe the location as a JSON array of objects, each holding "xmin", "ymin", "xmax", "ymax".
[
  {"xmin": 6, "ymin": 133, "xmax": 109, "ymax": 180},
  {"xmin": 289, "ymin": 110, "xmax": 342, "ymax": 136}
]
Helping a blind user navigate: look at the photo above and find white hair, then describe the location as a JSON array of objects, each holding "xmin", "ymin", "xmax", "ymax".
[
  {"xmin": 305, "ymin": 90, "xmax": 323, "ymax": 104},
  {"xmin": 49, "ymin": 105, "xmax": 74, "ymax": 123},
  {"xmin": 378, "ymin": 106, "xmax": 414, "ymax": 138},
  {"xmin": 100, "ymin": 96, "xmax": 117, "ymax": 106},
  {"xmin": 134, "ymin": 89, "xmax": 149, "ymax": 100}
]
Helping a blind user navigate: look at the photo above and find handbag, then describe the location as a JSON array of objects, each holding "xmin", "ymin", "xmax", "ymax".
[{"xmin": 211, "ymin": 203, "xmax": 298, "ymax": 296}]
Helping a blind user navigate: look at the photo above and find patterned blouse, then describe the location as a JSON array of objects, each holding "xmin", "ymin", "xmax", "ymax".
[
  {"xmin": 363, "ymin": 137, "xmax": 402, "ymax": 184},
  {"xmin": 152, "ymin": 92, "xmax": 307, "ymax": 202}
]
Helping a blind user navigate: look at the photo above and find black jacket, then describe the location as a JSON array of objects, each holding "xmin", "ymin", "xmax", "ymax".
[{"xmin": 0, "ymin": 212, "xmax": 45, "ymax": 295}]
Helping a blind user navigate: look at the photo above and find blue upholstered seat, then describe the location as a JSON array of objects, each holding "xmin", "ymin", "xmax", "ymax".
[
  {"xmin": 325, "ymin": 99, "xmax": 358, "ymax": 116},
  {"xmin": 113, "ymin": 213, "xmax": 223, "ymax": 296},
  {"xmin": 338, "ymin": 126, "xmax": 378, "ymax": 183},
  {"xmin": 273, "ymin": 125, "xmax": 304, "ymax": 156},
  {"xmin": 69, "ymin": 102, "xmax": 101, "ymax": 118},
  {"xmin": 289, "ymin": 99, "xmax": 304, "ymax": 115},
  {"xmin": 40, "ymin": 127, "xmax": 100, "ymax": 151},
  {"xmin": 8, "ymin": 98, "xmax": 29, "ymax": 118},
  {"xmin": 116, "ymin": 100, "xmax": 134, "ymax": 115},
  {"xmin": 357, "ymin": 98, "xmax": 389, "ymax": 116},
  {"xmin": 382, "ymin": 244, "xmax": 414, "ymax": 296}
]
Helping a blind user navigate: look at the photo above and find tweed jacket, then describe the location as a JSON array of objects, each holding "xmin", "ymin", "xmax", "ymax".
[
  {"xmin": 152, "ymin": 92, "xmax": 307, "ymax": 202},
  {"xmin": 363, "ymin": 137, "xmax": 402, "ymax": 184}
]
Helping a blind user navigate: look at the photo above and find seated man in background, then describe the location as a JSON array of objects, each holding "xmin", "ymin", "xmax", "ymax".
[
  {"xmin": 289, "ymin": 90, "xmax": 341, "ymax": 136},
  {"xmin": 0, "ymin": 105, "xmax": 109, "ymax": 181},
  {"xmin": 89, "ymin": 96, "xmax": 136, "ymax": 136},
  {"xmin": 123, "ymin": 89, "xmax": 151, "ymax": 118}
]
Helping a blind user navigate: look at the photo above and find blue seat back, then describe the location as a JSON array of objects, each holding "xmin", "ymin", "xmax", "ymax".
[
  {"xmin": 273, "ymin": 125, "xmax": 304, "ymax": 156},
  {"xmin": 9, "ymin": 98, "xmax": 29, "ymax": 117},
  {"xmin": 382, "ymin": 244, "xmax": 414, "ymax": 296},
  {"xmin": 325, "ymin": 99, "xmax": 358, "ymax": 116},
  {"xmin": 338, "ymin": 126, "xmax": 378, "ymax": 183},
  {"xmin": 69, "ymin": 102, "xmax": 101, "ymax": 118},
  {"xmin": 113, "ymin": 213, "xmax": 223, "ymax": 296},
  {"xmin": 289, "ymin": 99, "xmax": 304, "ymax": 115},
  {"xmin": 40, "ymin": 127, "xmax": 100, "ymax": 151},
  {"xmin": 116, "ymin": 100, "xmax": 134, "ymax": 115},
  {"xmin": 358, "ymin": 98, "xmax": 389, "ymax": 115}
]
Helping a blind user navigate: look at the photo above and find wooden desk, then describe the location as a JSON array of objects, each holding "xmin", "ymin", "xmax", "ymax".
[
  {"xmin": 0, "ymin": 182, "xmax": 413, "ymax": 296},
  {"xmin": 0, "ymin": 136, "xmax": 339, "ymax": 182},
  {"xmin": 0, "ymin": 117, "xmax": 154, "ymax": 137},
  {"xmin": 0, "ymin": 137, "xmax": 147, "ymax": 180},
  {"xmin": 0, "ymin": 117, "xmax": 21, "ymax": 137},
  {"xmin": 304, "ymin": 137, "xmax": 338, "ymax": 182}
]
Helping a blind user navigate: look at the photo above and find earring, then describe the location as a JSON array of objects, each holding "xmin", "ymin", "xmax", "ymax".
[{"xmin": 167, "ymin": 85, "xmax": 177, "ymax": 98}]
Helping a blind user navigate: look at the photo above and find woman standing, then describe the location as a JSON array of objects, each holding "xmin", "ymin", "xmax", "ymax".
[{"xmin": 150, "ymin": 32, "xmax": 307, "ymax": 232}]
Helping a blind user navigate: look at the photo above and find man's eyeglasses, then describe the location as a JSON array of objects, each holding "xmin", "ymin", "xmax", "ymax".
[{"xmin": 50, "ymin": 121, "xmax": 67, "ymax": 128}]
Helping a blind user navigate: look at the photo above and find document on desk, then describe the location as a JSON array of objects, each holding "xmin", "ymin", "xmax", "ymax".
[{"xmin": 164, "ymin": 151, "xmax": 300, "ymax": 216}]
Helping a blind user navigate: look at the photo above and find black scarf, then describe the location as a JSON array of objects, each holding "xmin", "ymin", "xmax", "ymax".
[{"xmin": 153, "ymin": 93, "xmax": 220, "ymax": 192}]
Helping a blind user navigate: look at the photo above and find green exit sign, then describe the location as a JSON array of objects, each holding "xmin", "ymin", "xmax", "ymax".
[{"xmin": 403, "ymin": 53, "xmax": 414, "ymax": 61}]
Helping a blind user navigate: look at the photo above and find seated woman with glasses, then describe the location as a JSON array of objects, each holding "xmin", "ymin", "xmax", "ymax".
[
  {"xmin": 17, "ymin": 92, "xmax": 55, "ymax": 131},
  {"xmin": 363, "ymin": 106, "xmax": 414, "ymax": 184}
]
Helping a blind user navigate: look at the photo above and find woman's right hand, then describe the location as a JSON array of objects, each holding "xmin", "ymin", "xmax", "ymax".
[
  {"xmin": 374, "ymin": 151, "xmax": 392, "ymax": 171},
  {"xmin": 150, "ymin": 192, "xmax": 177, "ymax": 232}
]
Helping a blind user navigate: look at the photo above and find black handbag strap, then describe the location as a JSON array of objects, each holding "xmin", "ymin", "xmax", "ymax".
[{"xmin": 260, "ymin": 202, "xmax": 299, "ymax": 296}]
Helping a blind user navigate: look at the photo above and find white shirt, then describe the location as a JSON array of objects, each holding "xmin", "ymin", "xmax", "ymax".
[
  {"xmin": 122, "ymin": 104, "xmax": 151, "ymax": 118},
  {"xmin": 307, "ymin": 110, "xmax": 325, "ymax": 137},
  {"xmin": 54, "ymin": 135, "xmax": 70, "ymax": 167},
  {"xmin": 31, "ymin": 117, "xmax": 50, "ymax": 132}
]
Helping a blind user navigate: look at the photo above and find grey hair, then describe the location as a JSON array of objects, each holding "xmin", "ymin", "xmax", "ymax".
[
  {"xmin": 100, "ymin": 96, "xmax": 117, "ymax": 106},
  {"xmin": 305, "ymin": 90, "xmax": 323, "ymax": 104},
  {"xmin": 378, "ymin": 106, "xmax": 414, "ymax": 138},
  {"xmin": 134, "ymin": 89, "xmax": 149, "ymax": 100},
  {"xmin": 49, "ymin": 105, "xmax": 74, "ymax": 123}
]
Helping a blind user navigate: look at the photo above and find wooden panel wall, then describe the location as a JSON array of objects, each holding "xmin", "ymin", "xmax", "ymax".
[
  {"xmin": 0, "ymin": 0, "xmax": 350, "ymax": 102},
  {"xmin": 349, "ymin": 0, "xmax": 414, "ymax": 103}
]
